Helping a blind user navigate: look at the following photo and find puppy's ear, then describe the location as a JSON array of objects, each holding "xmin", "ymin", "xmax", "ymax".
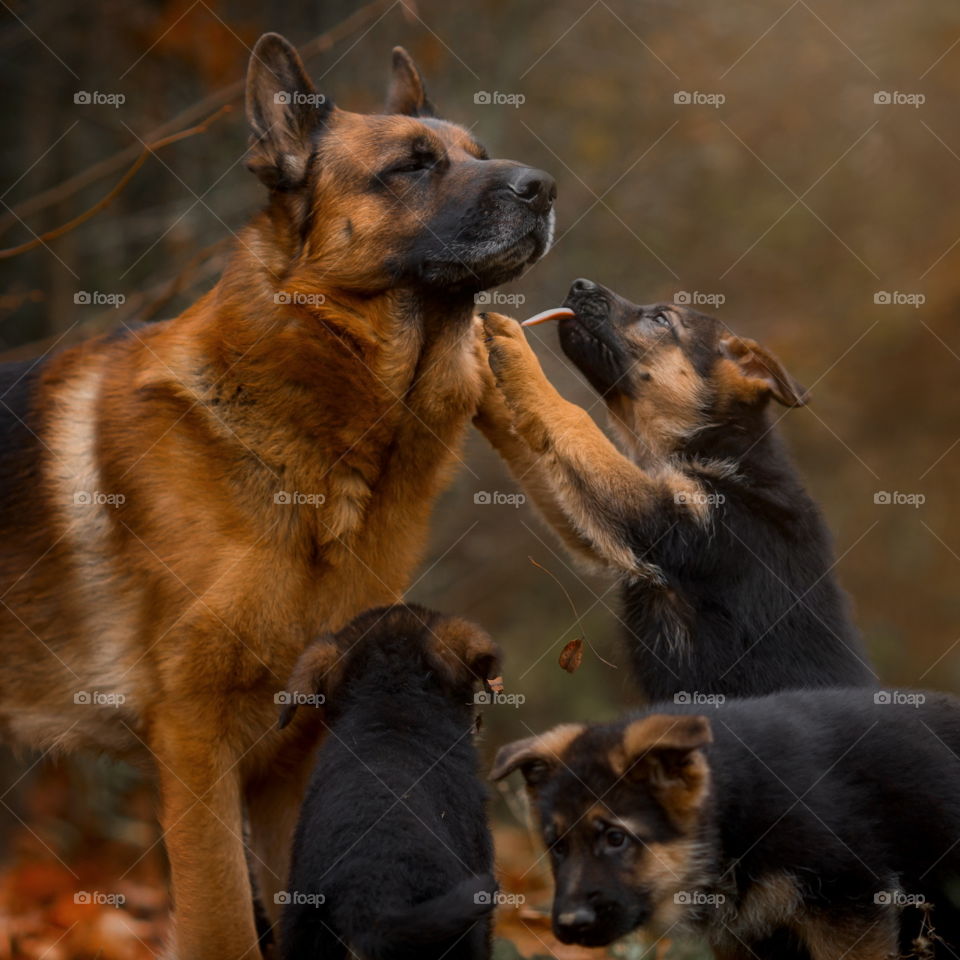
[
  {"xmin": 430, "ymin": 617, "xmax": 502, "ymax": 690},
  {"xmin": 246, "ymin": 32, "xmax": 333, "ymax": 190},
  {"xmin": 616, "ymin": 714, "xmax": 713, "ymax": 828},
  {"xmin": 384, "ymin": 46, "xmax": 435, "ymax": 117},
  {"xmin": 490, "ymin": 737, "xmax": 553, "ymax": 785},
  {"xmin": 277, "ymin": 638, "xmax": 341, "ymax": 729},
  {"xmin": 719, "ymin": 335, "xmax": 809, "ymax": 408},
  {"xmin": 490, "ymin": 724, "xmax": 585, "ymax": 786}
]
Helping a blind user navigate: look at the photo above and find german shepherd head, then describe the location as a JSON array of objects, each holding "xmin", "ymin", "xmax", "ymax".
[
  {"xmin": 557, "ymin": 279, "xmax": 808, "ymax": 461},
  {"xmin": 245, "ymin": 35, "xmax": 556, "ymax": 299},
  {"xmin": 491, "ymin": 715, "xmax": 714, "ymax": 947}
]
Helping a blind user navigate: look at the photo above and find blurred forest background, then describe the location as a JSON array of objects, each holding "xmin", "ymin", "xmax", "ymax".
[{"xmin": 1, "ymin": 0, "xmax": 959, "ymax": 956}]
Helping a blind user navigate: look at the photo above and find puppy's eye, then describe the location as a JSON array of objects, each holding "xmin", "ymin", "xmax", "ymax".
[
  {"xmin": 521, "ymin": 759, "xmax": 550, "ymax": 786},
  {"xmin": 651, "ymin": 312, "xmax": 671, "ymax": 327},
  {"xmin": 604, "ymin": 828, "xmax": 628, "ymax": 850},
  {"xmin": 551, "ymin": 837, "xmax": 569, "ymax": 858}
]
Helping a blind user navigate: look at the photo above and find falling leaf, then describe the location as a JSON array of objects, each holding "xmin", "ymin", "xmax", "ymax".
[
  {"xmin": 558, "ymin": 638, "xmax": 583, "ymax": 673},
  {"xmin": 488, "ymin": 676, "xmax": 505, "ymax": 694},
  {"xmin": 528, "ymin": 558, "xmax": 618, "ymax": 672}
]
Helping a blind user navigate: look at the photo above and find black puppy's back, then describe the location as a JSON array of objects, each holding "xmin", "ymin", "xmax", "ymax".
[
  {"xmin": 623, "ymin": 429, "xmax": 873, "ymax": 700},
  {"xmin": 281, "ymin": 605, "xmax": 497, "ymax": 960},
  {"xmin": 687, "ymin": 688, "xmax": 960, "ymax": 950}
]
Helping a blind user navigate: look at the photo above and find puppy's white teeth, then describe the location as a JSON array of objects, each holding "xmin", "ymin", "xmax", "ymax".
[{"xmin": 522, "ymin": 307, "xmax": 576, "ymax": 327}]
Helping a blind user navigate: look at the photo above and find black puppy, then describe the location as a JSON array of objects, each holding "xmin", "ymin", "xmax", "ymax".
[
  {"xmin": 480, "ymin": 285, "xmax": 874, "ymax": 699},
  {"xmin": 277, "ymin": 604, "xmax": 501, "ymax": 960},
  {"xmin": 492, "ymin": 688, "xmax": 960, "ymax": 958}
]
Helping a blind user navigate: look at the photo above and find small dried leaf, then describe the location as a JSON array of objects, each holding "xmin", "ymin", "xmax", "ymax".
[
  {"xmin": 488, "ymin": 676, "xmax": 505, "ymax": 694},
  {"xmin": 558, "ymin": 638, "xmax": 583, "ymax": 673}
]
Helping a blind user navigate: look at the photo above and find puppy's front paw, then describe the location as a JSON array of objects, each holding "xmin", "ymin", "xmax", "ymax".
[
  {"xmin": 481, "ymin": 312, "xmax": 559, "ymax": 413},
  {"xmin": 480, "ymin": 312, "xmax": 538, "ymax": 385},
  {"xmin": 480, "ymin": 312, "xmax": 558, "ymax": 448}
]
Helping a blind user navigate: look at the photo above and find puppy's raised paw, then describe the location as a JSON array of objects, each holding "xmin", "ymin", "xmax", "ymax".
[
  {"xmin": 478, "ymin": 312, "xmax": 560, "ymax": 450},
  {"xmin": 480, "ymin": 311, "xmax": 548, "ymax": 393},
  {"xmin": 481, "ymin": 311, "xmax": 527, "ymax": 377}
]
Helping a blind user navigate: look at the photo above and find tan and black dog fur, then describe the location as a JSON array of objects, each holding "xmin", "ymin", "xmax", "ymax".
[
  {"xmin": 0, "ymin": 34, "xmax": 555, "ymax": 959},
  {"xmin": 279, "ymin": 604, "xmax": 502, "ymax": 960},
  {"xmin": 492, "ymin": 691, "xmax": 960, "ymax": 959},
  {"xmin": 478, "ymin": 279, "xmax": 873, "ymax": 700}
]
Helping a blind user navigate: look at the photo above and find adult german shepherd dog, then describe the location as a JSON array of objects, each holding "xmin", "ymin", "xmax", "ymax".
[{"xmin": 0, "ymin": 34, "xmax": 555, "ymax": 958}]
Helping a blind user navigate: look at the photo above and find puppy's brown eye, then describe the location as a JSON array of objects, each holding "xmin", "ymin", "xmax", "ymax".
[
  {"xmin": 604, "ymin": 828, "xmax": 627, "ymax": 849},
  {"xmin": 521, "ymin": 759, "xmax": 550, "ymax": 786}
]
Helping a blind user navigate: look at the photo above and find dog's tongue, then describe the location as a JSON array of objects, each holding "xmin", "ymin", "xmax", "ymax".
[{"xmin": 521, "ymin": 307, "xmax": 576, "ymax": 327}]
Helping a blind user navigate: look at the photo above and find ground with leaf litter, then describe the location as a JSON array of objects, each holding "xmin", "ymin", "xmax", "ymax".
[{"xmin": 0, "ymin": 765, "xmax": 712, "ymax": 959}]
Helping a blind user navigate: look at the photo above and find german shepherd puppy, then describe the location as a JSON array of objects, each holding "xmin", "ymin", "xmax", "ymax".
[
  {"xmin": 279, "ymin": 605, "xmax": 501, "ymax": 960},
  {"xmin": 479, "ymin": 281, "xmax": 874, "ymax": 699},
  {"xmin": 0, "ymin": 35, "xmax": 555, "ymax": 958},
  {"xmin": 492, "ymin": 689, "xmax": 960, "ymax": 959}
]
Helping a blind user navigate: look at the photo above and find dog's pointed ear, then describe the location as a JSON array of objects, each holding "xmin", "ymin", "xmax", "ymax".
[
  {"xmin": 490, "ymin": 737, "xmax": 552, "ymax": 785},
  {"xmin": 277, "ymin": 637, "xmax": 341, "ymax": 729},
  {"xmin": 430, "ymin": 617, "xmax": 502, "ymax": 690},
  {"xmin": 246, "ymin": 32, "xmax": 333, "ymax": 190},
  {"xmin": 617, "ymin": 714, "xmax": 713, "ymax": 827},
  {"xmin": 490, "ymin": 724, "xmax": 584, "ymax": 785},
  {"xmin": 719, "ymin": 335, "xmax": 809, "ymax": 408},
  {"xmin": 385, "ymin": 46, "xmax": 435, "ymax": 117}
]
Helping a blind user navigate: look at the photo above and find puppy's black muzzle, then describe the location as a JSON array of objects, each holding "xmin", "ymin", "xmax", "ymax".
[
  {"xmin": 559, "ymin": 278, "xmax": 633, "ymax": 398},
  {"xmin": 554, "ymin": 904, "xmax": 599, "ymax": 944},
  {"xmin": 563, "ymin": 277, "xmax": 612, "ymax": 331},
  {"xmin": 553, "ymin": 896, "xmax": 647, "ymax": 947}
]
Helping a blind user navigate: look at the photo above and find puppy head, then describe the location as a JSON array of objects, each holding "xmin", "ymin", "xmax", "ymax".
[
  {"xmin": 278, "ymin": 604, "xmax": 501, "ymax": 728},
  {"xmin": 426, "ymin": 613, "xmax": 503, "ymax": 698},
  {"xmin": 558, "ymin": 279, "xmax": 808, "ymax": 458},
  {"xmin": 491, "ymin": 714, "xmax": 713, "ymax": 947}
]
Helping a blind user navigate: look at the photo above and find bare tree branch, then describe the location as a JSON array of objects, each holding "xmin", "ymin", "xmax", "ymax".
[
  {"xmin": 0, "ymin": 106, "xmax": 233, "ymax": 260},
  {"xmin": 0, "ymin": 0, "xmax": 395, "ymax": 239}
]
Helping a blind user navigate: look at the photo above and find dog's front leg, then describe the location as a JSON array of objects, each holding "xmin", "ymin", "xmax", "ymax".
[
  {"xmin": 153, "ymin": 715, "xmax": 261, "ymax": 960},
  {"xmin": 245, "ymin": 726, "xmax": 321, "ymax": 939},
  {"xmin": 481, "ymin": 312, "xmax": 707, "ymax": 578},
  {"xmin": 473, "ymin": 345, "xmax": 612, "ymax": 573}
]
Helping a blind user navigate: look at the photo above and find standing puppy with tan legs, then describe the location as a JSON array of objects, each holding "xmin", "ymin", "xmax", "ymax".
[
  {"xmin": 477, "ymin": 281, "xmax": 875, "ymax": 700},
  {"xmin": 0, "ymin": 34, "xmax": 557, "ymax": 959}
]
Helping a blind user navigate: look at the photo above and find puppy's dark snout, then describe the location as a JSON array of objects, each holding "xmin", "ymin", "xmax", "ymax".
[
  {"xmin": 507, "ymin": 167, "xmax": 556, "ymax": 215},
  {"xmin": 565, "ymin": 279, "xmax": 608, "ymax": 321},
  {"xmin": 555, "ymin": 904, "xmax": 597, "ymax": 937}
]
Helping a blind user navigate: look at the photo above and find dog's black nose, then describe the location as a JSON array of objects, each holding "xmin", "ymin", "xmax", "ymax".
[
  {"xmin": 570, "ymin": 278, "xmax": 596, "ymax": 294},
  {"xmin": 507, "ymin": 167, "xmax": 556, "ymax": 216},
  {"xmin": 555, "ymin": 904, "xmax": 597, "ymax": 938}
]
